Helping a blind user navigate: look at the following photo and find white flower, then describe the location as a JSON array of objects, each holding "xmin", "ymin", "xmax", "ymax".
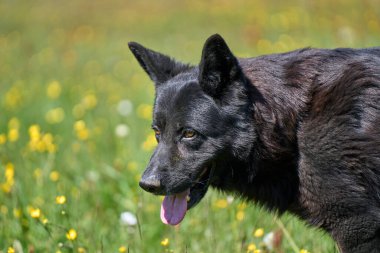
[
  {"xmin": 117, "ymin": 100, "xmax": 133, "ymax": 116},
  {"xmin": 226, "ymin": 195, "xmax": 234, "ymax": 204},
  {"xmin": 12, "ymin": 240, "xmax": 23, "ymax": 253},
  {"xmin": 263, "ymin": 231, "xmax": 274, "ymax": 250},
  {"xmin": 120, "ymin": 211, "xmax": 137, "ymax": 226},
  {"xmin": 115, "ymin": 124, "xmax": 130, "ymax": 138},
  {"xmin": 86, "ymin": 170, "xmax": 99, "ymax": 182}
]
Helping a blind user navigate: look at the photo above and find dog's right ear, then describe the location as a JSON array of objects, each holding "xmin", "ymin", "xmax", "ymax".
[{"xmin": 128, "ymin": 42, "xmax": 191, "ymax": 84}]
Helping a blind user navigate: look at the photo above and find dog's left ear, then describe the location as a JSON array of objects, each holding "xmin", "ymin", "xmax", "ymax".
[
  {"xmin": 128, "ymin": 42, "xmax": 191, "ymax": 84},
  {"xmin": 199, "ymin": 34, "xmax": 242, "ymax": 98}
]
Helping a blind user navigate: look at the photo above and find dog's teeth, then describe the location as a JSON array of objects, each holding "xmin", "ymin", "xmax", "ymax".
[{"xmin": 186, "ymin": 196, "xmax": 191, "ymax": 202}]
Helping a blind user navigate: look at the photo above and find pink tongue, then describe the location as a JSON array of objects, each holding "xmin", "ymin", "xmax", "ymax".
[{"xmin": 160, "ymin": 189, "xmax": 190, "ymax": 225}]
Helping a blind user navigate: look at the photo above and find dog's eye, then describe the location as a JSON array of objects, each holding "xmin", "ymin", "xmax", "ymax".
[
  {"xmin": 182, "ymin": 129, "xmax": 196, "ymax": 139},
  {"xmin": 153, "ymin": 128, "xmax": 161, "ymax": 142}
]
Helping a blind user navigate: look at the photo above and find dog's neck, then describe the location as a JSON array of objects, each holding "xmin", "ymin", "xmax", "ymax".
[{"xmin": 211, "ymin": 54, "xmax": 319, "ymax": 213}]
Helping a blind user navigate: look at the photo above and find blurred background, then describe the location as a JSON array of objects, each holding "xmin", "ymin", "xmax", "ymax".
[{"xmin": 1, "ymin": 0, "xmax": 379, "ymax": 252}]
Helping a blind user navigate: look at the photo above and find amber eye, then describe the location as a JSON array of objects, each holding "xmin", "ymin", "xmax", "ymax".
[
  {"xmin": 153, "ymin": 128, "xmax": 161, "ymax": 142},
  {"xmin": 183, "ymin": 129, "xmax": 196, "ymax": 139}
]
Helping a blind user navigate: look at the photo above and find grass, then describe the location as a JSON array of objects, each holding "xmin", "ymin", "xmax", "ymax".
[{"xmin": 1, "ymin": 0, "xmax": 379, "ymax": 252}]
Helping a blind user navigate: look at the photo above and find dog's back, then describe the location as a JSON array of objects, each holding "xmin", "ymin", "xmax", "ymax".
[
  {"xmin": 299, "ymin": 49, "xmax": 380, "ymax": 253},
  {"xmin": 241, "ymin": 48, "xmax": 380, "ymax": 252}
]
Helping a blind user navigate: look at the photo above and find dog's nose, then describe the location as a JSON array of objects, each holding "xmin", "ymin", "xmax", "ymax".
[{"xmin": 139, "ymin": 176, "xmax": 161, "ymax": 193}]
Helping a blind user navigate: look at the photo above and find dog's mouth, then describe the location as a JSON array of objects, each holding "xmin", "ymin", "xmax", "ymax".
[{"xmin": 160, "ymin": 164, "xmax": 214, "ymax": 226}]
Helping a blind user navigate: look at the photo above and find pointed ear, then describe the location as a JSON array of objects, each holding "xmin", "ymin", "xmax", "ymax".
[
  {"xmin": 128, "ymin": 42, "xmax": 191, "ymax": 84},
  {"xmin": 199, "ymin": 34, "xmax": 242, "ymax": 97}
]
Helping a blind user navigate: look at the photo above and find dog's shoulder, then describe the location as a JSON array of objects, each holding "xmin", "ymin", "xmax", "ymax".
[{"xmin": 295, "ymin": 47, "xmax": 380, "ymax": 181}]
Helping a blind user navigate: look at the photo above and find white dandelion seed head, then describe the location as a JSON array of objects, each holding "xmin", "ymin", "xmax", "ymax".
[
  {"xmin": 120, "ymin": 211, "xmax": 137, "ymax": 226},
  {"xmin": 86, "ymin": 170, "xmax": 100, "ymax": 182},
  {"xmin": 115, "ymin": 124, "xmax": 130, "ymax": 138},
  {"xmin": 117, "ymin": 99, "xmax": 133, "ymax": 116},
  {"xmin": 12, "ymin": 240, "xmax": 23, "ymax": 253},
  {"xmin": 226, "ymin": 195, "xmax": 234, "ymax": 204},
  {"xmin": 263, "ymin": 231, "xmax": 275, "ymax": 250}
]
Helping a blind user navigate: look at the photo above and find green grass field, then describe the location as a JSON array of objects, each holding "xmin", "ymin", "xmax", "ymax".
[{"xmin": 1, "ymin": 0, "xmax": 379, "ymax": 252}]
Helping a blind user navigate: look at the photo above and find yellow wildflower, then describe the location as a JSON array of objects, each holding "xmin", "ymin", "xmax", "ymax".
[
  {"xmin": 236, "ymin": 210, "xmax": 245, "ymax": 221},
  {"xmin": 47, "ymin": 143, "xmax": 57, "ymax": 153},
  {"xmin": 137, "ymin": 104, "xmax": 153, "ymax": 120},
  {"xmin": 29, "ymin": 207, "xmax": 41, "ymax": 219},
  {"xmin": 49, "ymin": 171, "xmax": 60, "ymax": 181},
  {"xmin": 4, "ymin": 86, "xmax": 23, "ymax": 109},
  {"xmin": 160, "ymin": 238, "xmax": 169, "ymax": 247},
  {"xmin": 118, "ymin": 246, "xmax": 127, "ymax": 253},
  {"xmin": 0, "ymin": 134, "xmax": 6, "ymax": 144},
  {"xmin": 77, "ymin": 128, "xmax": 89, "ymax": 140},
  {"xmin": 42, "ymin": 218, "xmax": 49, "ymax": 224},
  {"xmin": 1, "ymin": 182, "xmax": 13, "ymax": 193},
  {"xmin": 2, "ymin": 162, "xmax": 15, "ymax": 193},
  {"xmin": 41, "ymin": 133, "xmax": 57, "ymax": 153},
  {"xmin": 5, "ymin": 163, "xmax": 14, "ymax": 181},
  {"xmin": 214, "ymin": 199, "xmax": 228, "ymax": 209},
  {"xmin": 13, "ymin": 208, "xmax": 21, "ymax": 218},
  {"xmin": 35, "ymin": 140, "xmax": 46, "ymax": 152},
  {"xmin": 45, "ymin": 107, "xmax": 65, "ymax": 124},
  {"xmin": 247, "ymin": 243, "xmax": 256, "ymax": 252},
  {"xmin": 8, "ymin": 117, "xmax": 20, "ymax": 129},
  {"xmin": 55, "ymin": 195, "xmax": 66, "ymax": 204},
  {"xmin": 300, "ymin": 250, "xmax": 310, "ymax": 253},
  {"xmin": 7, "ymin": 247, "xmax": 15, "ymax": 253},
  {"xmin": 74, "ymin": 120, "xmax": 86, "ymax": 131},
  {"xmin": 29, "ymin": 125, "xmax": 41, "ymax": 142},
  {"xmin": 78, "ymin": 247, "xmax": 86, "ymax": 253},
  {"xmin": 74, "ymin": 120, "xmax": 90, "ymax": 140},
  {"xmin": 254, "ymin": 228, "xmax": 264, "ymax": 238},
  {"xmin": 47, "ymin": 80, "xmax": 62, "ymax": 99},
  {"xmin": 127, "ymin": 161, "xmax": 138, "ymax": 171},
  {"xmin": 28, "ymin": 125, "xmax": 57, "ymax": 153},
  {"xmin": 8, "ymin": 128, "xmax": 19, "ymax": 142},
  {"xmin": 142, "ymin": 133, "xmax": 157, "ymax": 151},
  {"xmin": 66, "ymin": 228, "xmax": 77, "ymax": 240},
  {"xmin": 82, "ymin": 94, "xmax": 97, "ymax": 109},
  {"xmin": 43, "ymin": 133, "xmax": 52, "ymax": 144},
  {"xmin": 72, "ymin": 104, "xmax": 86, "ymax": 118},
  {"xmin": 33, "ymin": 168, "xmax": 43, "ymax": 180}
]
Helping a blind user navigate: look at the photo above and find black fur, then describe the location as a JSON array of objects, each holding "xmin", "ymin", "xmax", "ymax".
[{"xmin": 129, "ymin": 34, "xmax": 380, "ymax": 252}]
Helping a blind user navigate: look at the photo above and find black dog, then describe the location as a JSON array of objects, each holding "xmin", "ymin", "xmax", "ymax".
[{"xmin": 129, "ymin": 34, "xmax": 380, "ymax": 252}]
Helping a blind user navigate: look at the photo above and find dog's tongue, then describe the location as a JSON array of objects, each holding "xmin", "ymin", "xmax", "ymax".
[{"xmin": 160, "ymin": 189, "xmax": 190, "ymax": 225}]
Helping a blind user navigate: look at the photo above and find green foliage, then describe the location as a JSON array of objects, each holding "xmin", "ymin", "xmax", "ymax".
[{"xmin": 1, "ymin": 0, "xmax": 379, "ymax": 252}]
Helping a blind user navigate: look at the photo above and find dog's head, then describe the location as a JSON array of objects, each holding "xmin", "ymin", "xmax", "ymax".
[{"xmin": 129, "ymin": 34, "xmax": 255, "ymax": 225}]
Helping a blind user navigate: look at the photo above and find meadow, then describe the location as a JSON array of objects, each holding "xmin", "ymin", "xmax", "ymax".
[{"xmin": 1, "ymin": 0, "xmax": 380, "ymax": 252}]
